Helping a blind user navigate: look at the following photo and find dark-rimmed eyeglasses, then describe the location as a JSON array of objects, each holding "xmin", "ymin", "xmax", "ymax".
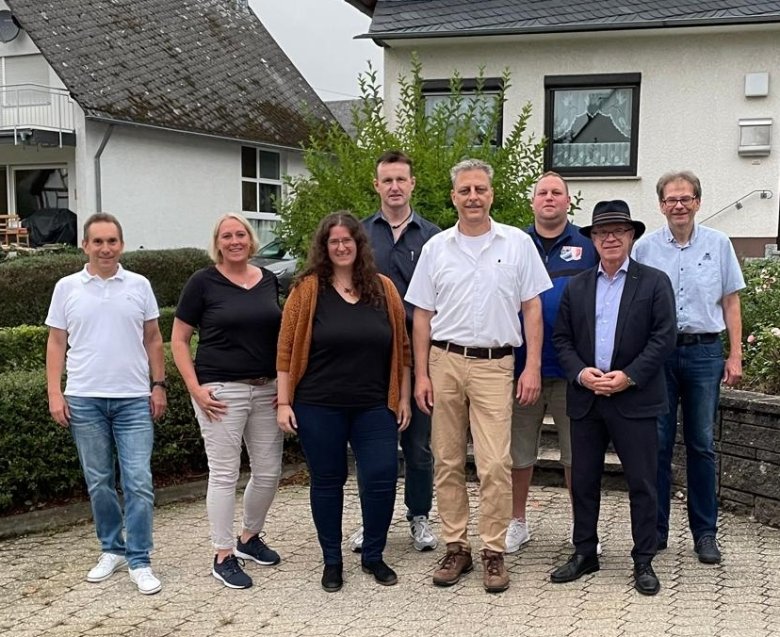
[
  {"xmin": 662, "ymin": 196, "xmax": 698, "ymax": 207},
  {"xmin": 590, "ymin": 227, "xmax": 633, "ymax": 240}
]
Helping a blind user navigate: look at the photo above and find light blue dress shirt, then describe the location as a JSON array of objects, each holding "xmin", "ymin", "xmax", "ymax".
[
  {"xmin": 594, "ymin": 258, "xmax": 629, "ymax": 372},
  {"xmin": 632, "ymin": 224, "xmax": 745, "ymax": 333}
]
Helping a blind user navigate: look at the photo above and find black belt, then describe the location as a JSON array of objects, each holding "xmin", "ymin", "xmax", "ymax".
[
  {"xmin": 234, "ymin": 377, "xmax": 274, "ymax": 386},
  {"xmin": 676, "ymin": 333, "xmax": 720, "ymax": 347},
  {"xmin": 431, "ymin": 340, "xmax": 513, "ymax": 360}
]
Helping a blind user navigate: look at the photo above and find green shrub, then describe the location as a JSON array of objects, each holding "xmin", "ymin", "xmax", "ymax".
[
  {"xmin": 157, "ymin": 307, "xmax": 176, "ymax": 343},
  {"xmin": 0, "ymin": 325, "xmax": 48, "ymax": 373},
  {"xmin": 740, "ymin": 258, "xmax": 780, "ymax": 394},
  {"xmin": 0, "ymin": 349, "xmax": 207, "ymax": 513},
  {"xmin": 277, "ymin": 57, "xmax": 547, "ymax": 260},
  {"xmin": 122, "ymin": 249, "xmax": 211, "ymax": 307},
  {"xmin": 0, "ymin": 253, "xmax": 84, "ymax": 327},
  {"xmin": 0, "ymin": 248, "xmax": 210, "ymax": 327}
]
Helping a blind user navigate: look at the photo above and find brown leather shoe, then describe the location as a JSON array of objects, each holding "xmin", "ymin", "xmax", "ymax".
[
  {"xmin": 481, "ymin": 549, "xmax": 509, "ymax": 593},
  {"xmin": 432, "ymin": 543, "xmax": 473, "ymax": 587}
]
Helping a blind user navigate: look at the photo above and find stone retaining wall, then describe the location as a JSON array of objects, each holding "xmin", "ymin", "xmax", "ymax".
[{"xmin": 673, "ymin": 388, "xmax": 780, "ymax": 527}]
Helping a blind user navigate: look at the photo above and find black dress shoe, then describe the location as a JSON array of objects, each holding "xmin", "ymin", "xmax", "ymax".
[
  {"xmin": 361, "ymin": 559, "xmax": 398, "ymax": 586},
  {"xmin": 634, "ymin": 562, "xmax": 660, "ymax": 596},
  {"xmin": 321, "ymin": 563, "xmax": 343, "ymax": 592},
  {"xmin": 550, "ymin": 553, "xmax": 600, "ymax": 583}
]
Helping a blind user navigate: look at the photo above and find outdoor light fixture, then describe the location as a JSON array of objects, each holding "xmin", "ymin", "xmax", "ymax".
[{"xmin": 738, "ymin": 118, "xmax": 772, "ymax": 156}]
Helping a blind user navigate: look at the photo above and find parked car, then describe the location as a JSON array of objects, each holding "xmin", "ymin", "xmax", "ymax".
[{"xmin": 250, "ymin": 238, "xmax": 297, "ymax": 293}]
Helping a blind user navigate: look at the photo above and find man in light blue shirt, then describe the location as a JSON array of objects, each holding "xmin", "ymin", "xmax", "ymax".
[{"xmin": 632, "ymin": 170, "xmax": 745, "ymax": 565}]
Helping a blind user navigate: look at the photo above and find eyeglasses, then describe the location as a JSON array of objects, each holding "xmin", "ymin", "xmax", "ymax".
[
  {"xmin": 590, "ymin": 227, "xmax": 633, "ymax": 240},
  {"xmin": 327, "ymin": 237, "xmax": 355, "ymax": 248},
  {"xmin": 662, "ymin": 196, "xmax": 698, "ymax": 207}
]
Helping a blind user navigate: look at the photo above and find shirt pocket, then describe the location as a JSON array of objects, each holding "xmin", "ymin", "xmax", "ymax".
[
  {"xmin": 695, "ymin": 254, "xmax": 722, "ymax": 298},
  {"xmin": 492, "ymin": 263, "xmax": 517, "ymax": 298}
]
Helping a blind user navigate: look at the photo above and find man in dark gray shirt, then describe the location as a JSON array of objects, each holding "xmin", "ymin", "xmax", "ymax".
[{"xmin": 357, "ymin": 150, "xmax": 440, "ymax": 554}]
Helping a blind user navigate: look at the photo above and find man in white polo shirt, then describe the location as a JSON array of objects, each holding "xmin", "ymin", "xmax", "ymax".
[
  {"xmin": 406, "ymin": 158, "xmax": 551, "ymax": 593},
  {"xmin": 46, "ymin": 213, "xmax": 167, "ymax": 595}
]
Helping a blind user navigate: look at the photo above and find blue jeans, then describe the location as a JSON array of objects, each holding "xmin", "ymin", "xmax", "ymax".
[
  {"xmin": 295, "ymin": 402, "xmax": 398, "ymax": 565},
  {"xmin": 400, "ymin": 397, "xmax": 433, "ymax": 520},
  {"xmin": 657, "ymin": 341, "xmax": 724, "ymax": 544},
  {"xmin": 68, "ymin": 396, "xmax": 155, "ymax": 569}
]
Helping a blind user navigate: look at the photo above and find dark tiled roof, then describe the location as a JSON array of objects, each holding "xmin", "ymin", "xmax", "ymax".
[
  {"xmin": 325, "ymin": 100, "xmax": 362, "ymax": 139},
  {"xmin": 7, "ymin": 0, "xmax": 335, "ymax": 148},
  {"xmin": 360, "ymin": 0, "xmax": 780, "ymax": 38}
]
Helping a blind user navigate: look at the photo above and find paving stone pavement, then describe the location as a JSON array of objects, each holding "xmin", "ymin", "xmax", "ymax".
[{"xmin": 2, "ymin": 477, "xmax": 780, "ymax": 637}]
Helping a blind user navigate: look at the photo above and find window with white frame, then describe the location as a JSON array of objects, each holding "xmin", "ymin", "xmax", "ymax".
[
  {"xmin": 241, "ymin": 146, "xmax": 282, "ymax": 245},
  {"xmin": 544, "ymin": 73, "xmax": 641, "ymax": 177},
  {"xmin": 422, "ymin": 77, "xmax": 503, "ymax": 147}
]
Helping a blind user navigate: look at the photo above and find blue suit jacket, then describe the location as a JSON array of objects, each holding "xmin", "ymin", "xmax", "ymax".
[{"xmin": 553, "ymin": 258, "xmax": 677, "ymax": 420}]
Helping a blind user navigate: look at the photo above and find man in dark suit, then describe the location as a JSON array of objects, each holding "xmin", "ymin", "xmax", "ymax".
[{"xmin": 551, "ymin": 200, "xmax": 676, "ymax": 596}]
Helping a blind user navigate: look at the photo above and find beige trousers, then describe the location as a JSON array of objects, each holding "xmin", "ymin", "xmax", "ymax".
[{"xmin": 428, "ymin": 346, "xmax": 514, "ymax": 552}]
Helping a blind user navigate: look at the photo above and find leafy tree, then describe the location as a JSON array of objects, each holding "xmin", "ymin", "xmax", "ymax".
[{"xmin": 276, "ymin": 55, "xmax": 546, "ymax": 259}]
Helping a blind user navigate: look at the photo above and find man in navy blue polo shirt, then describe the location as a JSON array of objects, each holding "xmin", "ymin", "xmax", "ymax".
[
  {"xmin": 354, "ymin": 150, "xmax": 441, "ymax": 553},
  {"xmin": 506, "ymin": 172, "xmax": 598, "ymax": 553}
]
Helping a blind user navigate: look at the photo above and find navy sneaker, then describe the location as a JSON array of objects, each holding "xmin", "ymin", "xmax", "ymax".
[
  {"xmin": 235, "ymin": 534, "xmax": 281, "ymax": 566},
  {"xmin": 695, "ymin": 535, "xmax": 721, "ymax": 564},
  {"xmin": 212, "ymin": 555, "xmax": 252, "ymax": 589}
]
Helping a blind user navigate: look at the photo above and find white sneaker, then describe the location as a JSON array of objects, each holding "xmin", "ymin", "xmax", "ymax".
[
  {"xmin": 129, "ymin": 566, "xmax": 162, "ymax": 595},
  {"xmin": 86, "ymin": 553, "xmax": 127, "ymax": 583},
  {"xmin": 347, "ymin": 526, "xmax": 363, "ymax": 553},
  {"xmin": 570, "ymin": 523, "xmax": 603, "ymax": 556},
  {"xmin": 409, "ymin": 516, "xmax": 438, "ymax": 551},
  {"xmin": 505, "ymin": 518, "xmax": 531, "ymax": 554}
]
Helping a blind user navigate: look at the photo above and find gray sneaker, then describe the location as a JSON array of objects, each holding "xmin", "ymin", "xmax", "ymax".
[
  {"xmin": 347, "ymin": 526, "xmax": 363, "ymax": 553},
  {"xmin": 410, "ymin": 516, "xmax": 438, "ymax": 551}
]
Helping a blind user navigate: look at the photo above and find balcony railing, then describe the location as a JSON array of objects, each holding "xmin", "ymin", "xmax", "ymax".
[{"xmin": 0, "ymin": 84, "xmax": 75, "ymax": 145}]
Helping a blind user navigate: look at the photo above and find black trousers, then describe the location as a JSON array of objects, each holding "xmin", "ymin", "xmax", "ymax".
[{"xmin": 571, "ymin": 396, "xmax": 658, "ymax": 564}]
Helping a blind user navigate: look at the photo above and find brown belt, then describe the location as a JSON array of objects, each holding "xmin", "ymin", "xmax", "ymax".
[
  {"xmin": 234, "ymin": 377, "xmax": 274, "ymax": 386},
  {"xmin": 431, "ymin": 340, "xmax": 513, "ymax": 360}
]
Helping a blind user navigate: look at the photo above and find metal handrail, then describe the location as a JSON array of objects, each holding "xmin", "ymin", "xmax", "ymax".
[{"xmin": 699, "ymin": 189, "xmax": 774, "ymax": 225}]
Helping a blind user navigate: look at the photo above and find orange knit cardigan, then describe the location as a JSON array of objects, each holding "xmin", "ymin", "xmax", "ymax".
[{"xmin": 276, "ymin": 274, "xmax": 411, "ymax": 417}]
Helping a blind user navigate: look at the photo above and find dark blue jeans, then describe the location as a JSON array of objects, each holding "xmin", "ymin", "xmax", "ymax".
[
  {"xmin": 657, "ymin": 341, "xmax": 724, "ymax": 544},
  {"xmin": 400, "ymin": 397, "xmax": 433, "ymax": 520},
  {"xmin": 295, "ymin": 402, "xmax": 398, "ymax": 565}
]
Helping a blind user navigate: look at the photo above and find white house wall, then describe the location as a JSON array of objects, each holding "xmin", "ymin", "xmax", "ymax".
[
  {"xmin": 79, "ymin": 121, "xmax": 299, "ymax": 251},
  {"xmin": 382, "ymin": 27, "xmax": 780, "ymax": 243}
]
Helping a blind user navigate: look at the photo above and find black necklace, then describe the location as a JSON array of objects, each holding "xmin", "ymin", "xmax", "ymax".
[{"xmin": 386, "ymin": 211, "xmax": 412, "ymax": 230}]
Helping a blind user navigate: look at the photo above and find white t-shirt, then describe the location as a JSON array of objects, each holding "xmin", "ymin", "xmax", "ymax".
[
  {"xmin": 46, "ymin": 264, "xmax": 160, "ymax": 397},
  {"xmin": 406, "ymin": 220, "xmax": 552, "ymax": 347}
]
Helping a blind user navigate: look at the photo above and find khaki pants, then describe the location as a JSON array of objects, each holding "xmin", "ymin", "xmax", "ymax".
[{"xmin": 428, "ymin": 346, "xmax": 514, "ymax": 552}]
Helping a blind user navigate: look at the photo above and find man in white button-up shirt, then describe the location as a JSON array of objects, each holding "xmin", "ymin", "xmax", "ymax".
[{"xmin": 406, "ymin": 159, "xmax": 551, "ymax": 593}]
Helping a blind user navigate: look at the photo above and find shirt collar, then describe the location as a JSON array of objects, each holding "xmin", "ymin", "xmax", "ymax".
[
  {"xmin": 80, "ymin": 263, "xmax": 126, "ymax": 283},
  {"xmin": 662, "ymin": 223, "xmax": 698, "ymax": 247},
  {"xmin": 449, "ymin": 217, "xmax": 500, "ymax": 241},
  {"xmin": 597, "ymin": 257, "xmax": 630, "ymax": 278},
  {"xmin": 370, "ymin": 209, "xmax": 419, "ymax": 228}
]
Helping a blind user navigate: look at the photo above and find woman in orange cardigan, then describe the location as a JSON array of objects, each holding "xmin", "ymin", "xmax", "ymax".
[{"xmin": 277, "ymin": 212, "xmax": 411, "ymax": 593}]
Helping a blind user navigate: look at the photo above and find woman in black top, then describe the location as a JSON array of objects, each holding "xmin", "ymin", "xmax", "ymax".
[
  {"xmin": 276, "ymin": 212, "xmax": 411, "ymax": 592},
  {"xmin": 172, "ymin": 213, "xmax": 282, "ymax": 590}
]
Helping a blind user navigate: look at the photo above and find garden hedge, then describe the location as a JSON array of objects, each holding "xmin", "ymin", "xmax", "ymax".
[
  {"xmin": 0, "ymin": 349, "xmax": 207, "ymax": 514},
  {"xmin": 0, "ymin": 248, "xmax": 211, "ymax": 327},
  {"xmin": 0, "ymin": 310, "xmax": 177, "ymax": 374}
]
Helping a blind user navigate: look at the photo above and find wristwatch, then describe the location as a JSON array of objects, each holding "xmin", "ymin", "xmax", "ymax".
[
  {"xmin": 151, "ymin": 380, "xmax": 168, "ymax": 390},
  {"xmin": 625, "ymin": 375, "xmax": 636, "ymax": 387}
]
